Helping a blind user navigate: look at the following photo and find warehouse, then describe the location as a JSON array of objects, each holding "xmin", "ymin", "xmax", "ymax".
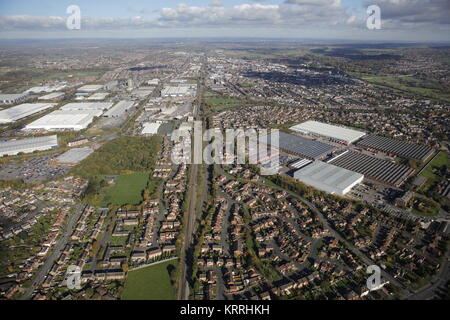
[
  {"xmin": 261, "ymin": 131, "xmax": 336, "ymax": 160},
  {"xmin": 54, "ymin": 147, "xmax": 94, "ymax": 165},
  {"xmin": 25, "ymin": 110, "xmax": 103, "ymax": 131},
  {"xmin": 38, "ymin": 92, "xmax": 65, "ymax": 101},
  {"xmin": 103, "ymin": 101, "xmax": 134, "ymax": 118},
  {"xmin": 289, "ymin": 158, "xmax": 313, "ymax": 170},
  {"xmin": 87, "ymin": 92, "xmax": 110, "ymax": 100},
  {"xmin": 0, "ymin": 135, "xmax": 58, "ymax": 157},
  {"xmin": 328, "ymin": 151, "xmax": 415, "ymax": 187},
  {"xmin": 290, "ymin": 120, "xmax": 366, "ymax": 145},
  {"xmin": 0, "ymin": 103, "xmax": 56, "ymax": 123},
  {"xmin": 77, "ymin": 85, "xmax": 104, "ymax": 93},
  {"xmin": 60, "ymin": 102, "xmax": 113, "ymax": 111},
  {"xmin": 141, "ymin": 122, "xmax": 161, "ymax": 136},
  {"xmin": 357, "ymin": 135, "xmax": 434, "ymax": 161},
  {"xmin": 161, "ymin": 86, "xmax": 190, "ymax": 97},
  {"xmin": 0, "ymin": 93, "xmax": 29, "ymax": 105},
  {"xmin": 294, "ymin": 161, "xmax": 364, "ymax": 196}
]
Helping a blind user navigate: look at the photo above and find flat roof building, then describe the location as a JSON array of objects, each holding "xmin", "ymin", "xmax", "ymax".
[
  {"xmin": 0, "ymin": 93, "xmax": 29, "ymax": 105},
  {"xmin": 294, "ymin": 161, "xmax": 364, "ymax": 196},
  {"xmin": 54, "ymin": 147, "xmax": 94, "ymax": 165},
  {"xmin": 357, "ymin": 135, "xmax": 434, "ymax": 161},
  {"xmin": 262, "ymin": 131, "xmax": 336, "ymax": 160},
  {"xmin": 329, "ymin": 151, "xmax": 415, "ymax": 187},
  {"xmin": 0, "ymin": 135, "xmax": 58, "ymax": 157},
  {"xmin": 25, "ymin": 110, "xmax": 103, "ymax": 131},
  {"xmin": 103, "ymin": 101, "xmax": 134, "ymax": 118},
  {"xmin": 60, "ymin": 102, "xmax": 113, "ymax": 112},
  {"xmin": 141, "ymin": 122, "xmax": 161, "ymax": 136},
  {"xmin": 290, "ymin": 120, "xmax": 366, "ymax": 145},
  {"xmin": 77, "ymin": 85, "xmax": 104, "ymax": 93},
  {"xmin": 0, "ymin": 103, "xmax": 56, "ymax": 123},
  {"xmin": 161, "ymin": 86, "xmax": 190, "ymax": 97},
  {"xmin": 38, "ymin": 92, "xmax": 65, "ymax": 101}
]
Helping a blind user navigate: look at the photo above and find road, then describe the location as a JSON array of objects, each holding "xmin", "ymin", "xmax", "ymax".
[{"xmin": 20, "ymin": 203, "xmax": 87, "ymax": 300}]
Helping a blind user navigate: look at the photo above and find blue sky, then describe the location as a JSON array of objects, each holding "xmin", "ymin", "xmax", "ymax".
[{"xmin": 0, "ymin": 0, "xmax": 449, "ymax": 41}]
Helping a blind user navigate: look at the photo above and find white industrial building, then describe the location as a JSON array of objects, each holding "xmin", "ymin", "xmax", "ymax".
[
  {"xmin": 87, "ymin": 92, "xmax": 110, "ymax": 100},
  {"xmin": 290, "ymin": 120, "xmax": 366, "ymax": 145},
  {"xmin": 60, "ymin": 102, "xmax": 113, "ymax": 112},
  {"xmin": 38, "ymin": 92, "xmax": 65, "ymax": 101},
  {"xmin": 55, "ymin": 147, "xmax": 94, "ymax": 165},
  {"xmin": 0, "ymin": 135, "xmax": 58, "ymax": 157},
  {"xmin": 26, "ymin": 84, "xmax": 67, "ymax": 93},
  {"xmin": 77, "ymin": 85, "xmax": 104, "ymax": 93},
  {"xmin": 293, "ymin": 161, "xmax": 364, "ymax": 196},
  {"xmin": 161, "ymin": 86, "xmax": 190, "ymax": 97},
  {"xmin": 0, "ymin": 93, "xmax": 29, "ymax": 105},
  {"xmin": 104, "ymin": 101, "xmax": 134, "ymax": 118},
  {"xmin": 25, "ymin": 109, "xmax": 103, "ymax": 131},
  {"xmin": 141, "ymin": 122, "xmax": 161, "ymax": 136},
  {"xmin": 0, "ymin": 103, "xmax": 56, "ymax": 123}
]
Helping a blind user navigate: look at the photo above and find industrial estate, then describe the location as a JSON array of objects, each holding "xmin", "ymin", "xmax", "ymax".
[{"xmin": 0, "ymin": 9, "xmax": 449, "ymax": 305}]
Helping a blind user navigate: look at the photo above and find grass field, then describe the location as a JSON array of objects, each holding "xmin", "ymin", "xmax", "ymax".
[
  {"xmin": 420, "ymin": 152, "xmax": 449, "ymax": 181},
  {"xmin": 101, "ymin": 173, "xmax": 149, "ymax": 206},
  {"xmin": 121, "ymin": 260, "xmax": 178, "ymax": 300}
]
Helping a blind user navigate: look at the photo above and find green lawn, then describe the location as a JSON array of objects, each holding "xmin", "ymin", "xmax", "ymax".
[
  {"xmin": 101, "ymin": 173, "xmax": 149, "ymax": 206},
  {"xmin": 121, "ymin": 260, "xmax": 178, "ymax": 300},
  {"xmin": 420, "ymin": 152, "xmax": 449, "ymax": 181}
]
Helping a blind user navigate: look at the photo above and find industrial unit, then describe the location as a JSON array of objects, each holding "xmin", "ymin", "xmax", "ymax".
[
  {"xmin": 60, "ymin": 102, "xmax": 113, "ymax": 111},
  {"xmin": 290, "ymin": 120, "xmax": 366, "ymax": 145},
  {"xmin": 38, "ymin": 92, "xmax": 65, "ymax": 101},
  {"xmin": 357, "ymin": 135, "xmax": 434, "ymax": 161},
  {"xmin": 0, "ymin": 103, "xmax": 56, "ymax": 123},
  {"xmin": 77, "ymin": 85, "xmax": 104, "ymax": 93},
  {"xmin": 0, "ymin": 93, "xmax": 29, "ymax": 105},
  {"xmin": 25, "ymin": 109, "xmax": 103, "ymax": 131},
  {"xmin": 54, "ymin": 147, "xmax": 94, "ymax": 165},
  {"xmin": 161, "ymin": 86, "xmax": 190, "ymax": 97},
  {"xmin": 0, "ymin": 135, "xmax": 58, "ymax": 157},
  {"xmin": 262, "ymin": 131, "xmax": 336, "ymax": 160},
  {"xmin": 293, "ymin": 161, "xmax": 364, "ymax": 196},
  {"xmin": 329, "ymin": 151, "xmax": 415, "ymax": 187},
  {"xmin": 141, "ymin": 122, "xmax": 161, "ymax": 136},
  {"xmin": 103, "ymin": 101, "xmax": 134, "ymax": 118}
]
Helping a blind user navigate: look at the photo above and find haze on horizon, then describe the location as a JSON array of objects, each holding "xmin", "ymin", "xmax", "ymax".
[{"xmin": 0, "ymin": 0, "xmax": 449, "ymax": 42}]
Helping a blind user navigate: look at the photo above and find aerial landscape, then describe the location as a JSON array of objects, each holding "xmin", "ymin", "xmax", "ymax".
[{"xmin": 0, "ymin": 0, "xmax": 449, "ymax": 309}]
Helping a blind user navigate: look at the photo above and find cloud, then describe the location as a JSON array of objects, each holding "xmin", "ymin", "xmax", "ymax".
[{"xmin": 364, "ymin": 0, "xmax": 450, "ymax": 25}]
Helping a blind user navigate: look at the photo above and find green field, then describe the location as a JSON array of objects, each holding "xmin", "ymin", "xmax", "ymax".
[
  {"xmin": 420, "ymin": 152, "xmax": 449, "ymax": 181},
  {"xmin": 101, "ymin": 173, "xmax": 149, "ymax": 206},
  {"xmin": 121, "ymin": 260, "xmax": 178, "ymax": 300}
]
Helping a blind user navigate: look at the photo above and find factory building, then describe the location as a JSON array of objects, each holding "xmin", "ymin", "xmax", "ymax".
[
  {"xmin": 77, "ymin": 85, "xmax": 104, "ymax": 93},
  {"xmin": 328, "ymin": 151, "xmax": 415, "ymax": 187},
  {"xmin": 0, "ymin": 93, "xmax": 29, "ymax": 105},
  {"xmin": 103, "ymin": 101, "xmax": 135, "ymax": 118},
  {"xmin": 38, "ymin": 92, "xmax": 65, "ymax": 101},
  {"xmin": 54, "ymin": 147, "xmax": 94, "ymax": 166},
  {"xmin": 294, "ymin": 161, "xmax": 364, "ymax": 196},
  {"xmin": 60, "ymin": 102, "xmax": 113, "ymax": 112},
  {"xmin": 0, "ymin": 103, "xmax": 56, "ymax": 123},
  {"xmin": 161, "ymin": 86, "xmax": 190, "ymax": 97},
  {"xmin": 141, "ymin": 122, "xmax": 161, "ymax": 136},
  {"xmin": 290, "ymin": 120, "xmax": 366, "ymax": 145},
  {"xmin": 25, "ymin": 110, "xmax": 103, "ymax": 131},
  {"xmin": 357, "ymin": 135, "xmax": 434, "ymax": 162},
  {"xmin": 0, "ymin": 135, "xmax": 58, "ymax": 157},
  {"xmin": 261, "ymin": 131, "xmax": 336, "ymax": 160}
]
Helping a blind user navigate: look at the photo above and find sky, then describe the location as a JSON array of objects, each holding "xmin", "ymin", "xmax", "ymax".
[{"xmin": 0, "ymin": 0, "xmax": 449, "ymax": 41}]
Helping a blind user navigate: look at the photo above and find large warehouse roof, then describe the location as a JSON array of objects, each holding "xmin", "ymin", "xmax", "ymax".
[
  {"xmin": 0, "ymin": 103, "xmax": 56, "ymax": 123},
  {"xmin": 294, "ymin": 161, "xmax": 364, "ymax": 195},
  {"xmin": 104, "ymin": 101, "xmax": 134, "ymax": 118},
  {"xmin": 0, "ymin": 135, "xmax": 58, "ymax": 156},
  {"xmin": 329, "ymin": 151, "xmax": 415, "ymax": 187},
  {"xmin": 141, "ymin": 122, "xmax": 161, "ymax": 135},
  {"xmin": 262, "ymin": 131, "xmax": 336, "ymax": 160},
  {"xmin": 55, "ymin": 147, "xmax": 94, "ymax": 165},
  {"xmin": 60, "ymin": 102, "xmax": 113, "ymax": 111},
  {"xmin": 25, "ymin": 110, "xmax": 103, "ymax": 131},
  {"xmin": 290, "ymin": 120, "xmax": 366, "ymax": 144},
  {"xmin": 357, "ymin": 135, "xmax": 434, "ymax": 161}
]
